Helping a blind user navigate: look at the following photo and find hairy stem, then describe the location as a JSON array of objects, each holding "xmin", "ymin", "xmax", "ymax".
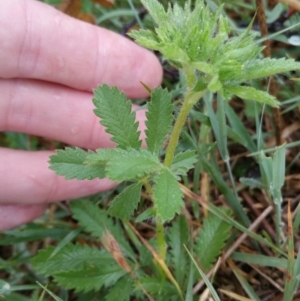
[
  {"xmin": 156, "ymin": 218, "xmax": 167, "ymax": 260},
  {"xmin": 144, "ymin": 180, "xmax": 167, "ymax": 259},
  {"xmin": 157, "ymin": 66, "xmax": 206, "ymax": 258},
  {"xmin": 164, "ymin": 96, "xmax": 191, "ymax": 167},
  {"xmin": 164, "ymin": 89, "xmax": 207, "ymax": 167}
]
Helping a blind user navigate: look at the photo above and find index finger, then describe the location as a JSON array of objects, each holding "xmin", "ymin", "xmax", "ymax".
[{"xmin": 0, "ymin": 0, "xmax": 162, "ymax": 98}]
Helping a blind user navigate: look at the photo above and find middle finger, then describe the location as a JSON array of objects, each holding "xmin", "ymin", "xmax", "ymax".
[{"xmin": 0, "ymin": 78, "xmax": 147, "ymax": 149}]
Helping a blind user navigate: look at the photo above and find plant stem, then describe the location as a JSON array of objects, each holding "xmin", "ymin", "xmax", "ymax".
[
  {"xmin": 156, "ymin": 218, "xmax": 167, "ymax": 260},
  {"xmin": 155, "ymin": 88, "xmax": 206, "ymax": 259},
  {"xmin": 157, "ymin": 66, "xmax": 206, "ymax": 258},
  {"xmin": 156, "ymin": 92, "xmax": 190, "ymax": 257},
  {"xmin": 144, "ymin": 180, "xmax": 167, "ymax": 259},
  {"xmin": 164, "ymin": 89, "xmax": 206, "ymax": 167},
  {"xmin": 164, "ymin": 96, "xmax": 191, "ymax": 167}
]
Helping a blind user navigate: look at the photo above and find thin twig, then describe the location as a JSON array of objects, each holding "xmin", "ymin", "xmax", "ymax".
[
  {"xmin": 251, "ymin": 265, "xmax": 284, "ymax": 292},
  {"xmin": 241, "ymin": 190, "xmax": 276, "ymax": 241}
]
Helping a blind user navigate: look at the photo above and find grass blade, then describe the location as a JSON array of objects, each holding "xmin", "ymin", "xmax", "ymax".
[
  {"xmin": 231, "ymin": 252, "xmax": 287, "ymax": 269},
  {"xmin": 36, "ymin": 282, "xmax": 64, "ymax": 301},
  {"xmin": 184, "ymin": 245, "xmax": 221, "ymax": 301}
]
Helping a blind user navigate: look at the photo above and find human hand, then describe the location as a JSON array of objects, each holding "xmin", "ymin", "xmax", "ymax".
[{"xmin": 0, "ymin": 0, "xmax": 162, "ymax": 230}]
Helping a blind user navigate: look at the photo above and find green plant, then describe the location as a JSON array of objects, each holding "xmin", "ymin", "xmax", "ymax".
[{"xmin": 28, "ymin": 0, "xmax": 300, "ymax": 299}]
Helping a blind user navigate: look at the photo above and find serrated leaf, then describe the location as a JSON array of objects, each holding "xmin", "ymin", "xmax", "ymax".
[
  {"xmin": 194, "ymin": 208, "xmax": 232, "ymax": 271},
  {"xmin": 108, "ymin": 182, "xmax": 142, "ymax": 219},
  {"xmin": 138, "ymin": 276, "xmax": 177, "ymax": 299},
  {"xmin": 86, "ymin": 148, "xmax": 162, "ymax": 181},
  {"xmin": 70, "ymin": 201, "xmax": 135, "ymax": 261},
  {"xmin": 105, "ymin": 148, "xmax": 162, "ymax": 181},
  {"xmin": 93, "ymin": 85, "xmax": 141, "ymax": 149},
  {"xmin": 129, "ymin": 0, "xmax": 230, "ymax": 69},
  {"xmin": 146, "ymin": 87, "xmax": 174, "ymax": 155},
  {"xmin": 54, "ymin": 264, "xmax": 126, "ymax": 293},
  {"xmin": 49, "ymin": 147, "xmax": 106, "ymax": 180},
  {"xmin": 71, "ymin": 201, "xmax": 111, "ymax": 239},
  {"xmin": 105, "ymin": 276, "xmax": 133, "ymax": 301},
  {"xmin": 31, "ymin": 244, "xmax": 114, "ymax": 277},
  {"xmin": 221, "ymin": 58, "xmax": 300, "ymax": 82},
  {"xmin": 0, "ymin": 223, "xmax": 71, "ymax": 245},
  {"xmin": 138, "ymin": 241, "xmax": 154, "ymax": 267},
  {"xmin": 160, "ymin": 44, "xmax": 190, "ymax": 64},
  {"xmin": 171, "ymin": 150, "xmax": 197, "ymax": 176},
  {"xmin": 85, "ymin": 148, "xmax": 128, "ymax": 165},
  {"xmin": 153, "ymin": 168, "xmax": 184, "ymax": 222},
  {"xmin": 128, "ymin": 29, "xmax": 161, "ymax": 50},
  {"xmin": 190, "ymin": 61, "xmax": 215, "ymax": 75},
  {"xmin": 130, "ymin": 0, "xmax": 300, "ymax": 101},
  {"xmin": 225, "ymin": 85, "xmax": 280, "ymax": 107},
  {"xmin": 167, "ymin": 215, "xmax": 189, "ymax": 286},
  {"xmin": 141, "ymin": 0, "xmax": 167, "ymax": 25}
]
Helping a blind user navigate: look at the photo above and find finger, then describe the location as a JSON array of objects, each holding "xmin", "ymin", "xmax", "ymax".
[
  {"xmin": 0, "ymin": 148, "xmax": 117, "ymax": 204},
  {"xmin": 0, "ymin": 79, "xmax": 147, "ymax": 149},
  {"xmin": 0, "ymin": 0, "xmax": 162, "ymax": 98},
  {"xmin": 0, "ymin": 204, "xmax": 47, "ymax": 230}
]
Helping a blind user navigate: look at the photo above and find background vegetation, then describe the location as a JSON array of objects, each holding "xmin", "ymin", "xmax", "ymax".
[{"xmin": 1, "ymin": 0, "xmax": 300, "ymax": 300}]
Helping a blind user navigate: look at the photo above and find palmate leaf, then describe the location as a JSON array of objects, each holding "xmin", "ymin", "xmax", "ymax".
[
  {"xmin": 194, "ymin": 208, "xmax": 232, "ymax": 271},
  {"xmin": 153, "ymin": 168, "xmax": 184, "ymax": 222},
  {"xmin": 31, "ymin": 244, "xmax": 114, "ymax": 277},
  {"xmin": 130, "ymin": 0, "xmax": 300, "ymax": 98},
  {"xmin": 104, "ymin": 149, "xmax": 161, "ymax": 181},
  {"xmin": 129, "ymin": 0, "xmax": 217, "ymax": 65},
  {"xmin": 54, "ymin": 264, "xmax": 126, "ymax": 293},
  {"xmin": 167, "ymin": 215, "xmax": 189, "ymax": 286},
  {"xmin": 146, "ymin": 87, "xmax": 174, "ymax": 156},
  {"xmin": 108, "ymin": 182, "xmax": 143, "ymax": 219},
  {"xmin": 224, "ymin": 85, "xmax": 280, "ymax": 107},
  {"xmin": 86, "ymin": 148, "xmax": 162, "ymax": 181},
  {"xmin": 93, "ymin": 85, "xmax": 141, "ymax": 149},
  {"xmin": 49, "ymin": 147, "xmax": 106, "ymax": 180}
]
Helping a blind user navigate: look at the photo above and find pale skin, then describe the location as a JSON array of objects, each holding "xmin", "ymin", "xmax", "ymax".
[{"xmin": 0, "ymin": 0, "xmax": 162, "ymax": 230}]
